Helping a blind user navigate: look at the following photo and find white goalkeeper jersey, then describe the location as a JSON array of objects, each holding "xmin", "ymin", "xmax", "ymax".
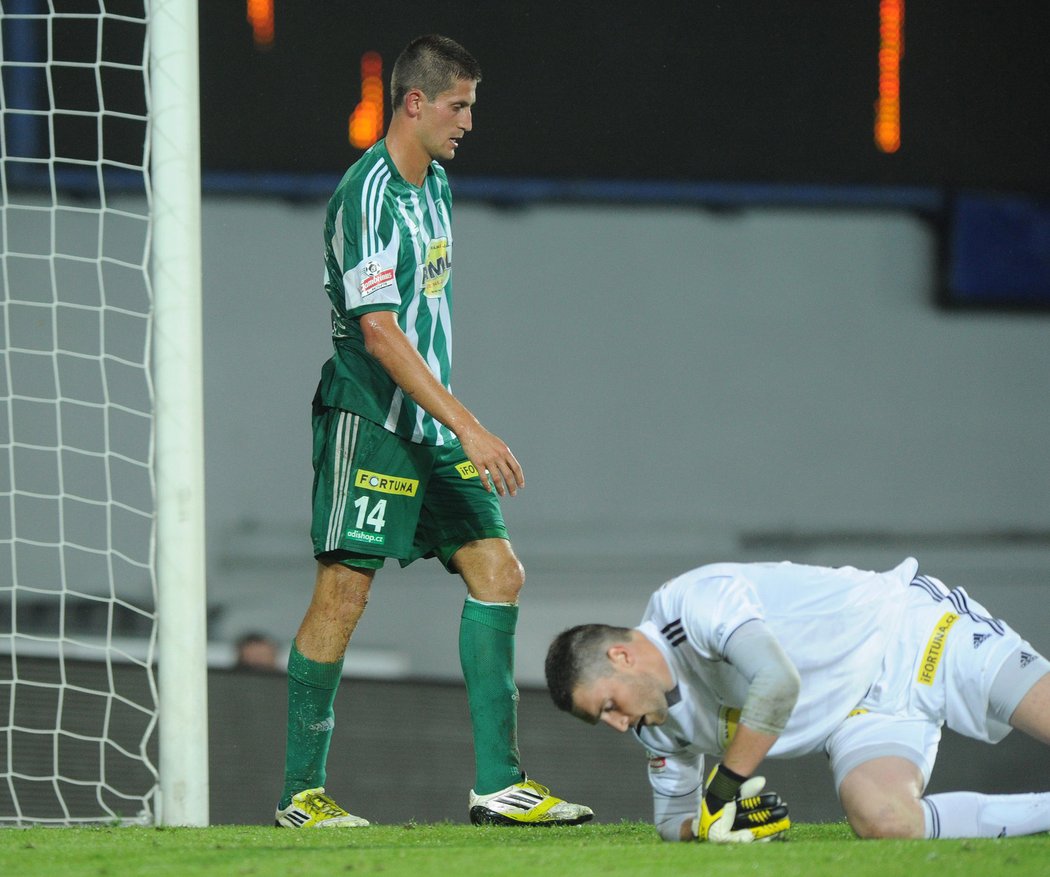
[{"xmin": 634, "ymin": 557, "xmax": 919, "ymax": 796}]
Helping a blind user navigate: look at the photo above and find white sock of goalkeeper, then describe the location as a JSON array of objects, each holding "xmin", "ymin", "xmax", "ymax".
[{"xmin": 923, "ymin": 791, "xmax": 1050, "ymax": 838}]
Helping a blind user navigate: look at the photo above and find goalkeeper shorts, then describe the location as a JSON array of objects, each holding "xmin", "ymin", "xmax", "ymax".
[
  {"xmin": 825, "ymin": 575, "xmax": 1050, "ymax": 790},
  {"xmin": 310, "ymin": 405, "xmax": 508, "ymax": 571}
]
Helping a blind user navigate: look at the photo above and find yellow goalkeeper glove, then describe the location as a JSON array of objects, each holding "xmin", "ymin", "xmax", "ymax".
[{"xmin": 692, "ymin": 765, "xmax": 791, "ymax": 843}]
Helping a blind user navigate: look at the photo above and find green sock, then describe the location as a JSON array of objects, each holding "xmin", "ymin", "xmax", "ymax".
[
  {"xmin": 459, "ymin": 598, "xmax": 523, "ymax": 795},
  {"xmin": 280, "ymin": 641, "xmax": 344, "ymax": 808}
]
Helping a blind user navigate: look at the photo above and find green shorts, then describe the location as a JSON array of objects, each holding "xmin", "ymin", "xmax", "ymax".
[{"xmin": 310, "ymin": 404, "xmax": 508, "ymax": 571}]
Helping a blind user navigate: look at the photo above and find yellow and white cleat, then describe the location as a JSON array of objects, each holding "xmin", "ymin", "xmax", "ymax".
[
  {"xmin": 275, "ymin": 787, "xmax": 369, "ymax": 828},
  {"xmin": 469, "ymin": 777, "xmax": 594, "ymax": 826}
]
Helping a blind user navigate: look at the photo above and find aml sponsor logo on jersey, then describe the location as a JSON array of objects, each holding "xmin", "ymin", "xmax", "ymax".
[
  {"xmin": 917, "ymin": 612, "xmax": 959, "ymax": 685},
  {"xmin": 360, "ymin": 259, "xmax": 395, "ymax": 296},
  {"xmin": 355, "ymin": 469, "xmax": 419, "ymax": 496},
  {"xmin": 422, "ymin": 237, "xmax": 451, "ymax": 297},
  {"xmin": 455, "ymin": 460, "xmax": 479, "ymax": 480}
]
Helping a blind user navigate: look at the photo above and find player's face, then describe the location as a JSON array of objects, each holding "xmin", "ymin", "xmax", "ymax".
[
  {"xmin": 417, "ymin": 78, "xmax": 476, "ymax": 161},
  {"xmin": 573, "ymin": 669, "xmax": 670, "ymax": 732}
]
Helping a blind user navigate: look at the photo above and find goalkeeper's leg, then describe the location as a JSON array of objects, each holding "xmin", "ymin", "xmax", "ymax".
[
  {"xmin": 1007, "ymin": 668, "xmax": 1050, "ymax": 746},
  {"xmin": 843, "ymin": 754, "xmax": 1050, "ymax": 839},
  {"xmin": 838, "ymin": 647, "xmax": 1050, "ymax": 839},
  {"xmin": 920, "ymin": 670, "xmax": 1050, "ymax": 839},
  {"xmin": 923, "ymin": 790, "xmax": 1050, "ymax": 839},
  {"xmin": 838, "ymin": 755, "xmax": 930, "ymax": 839}
]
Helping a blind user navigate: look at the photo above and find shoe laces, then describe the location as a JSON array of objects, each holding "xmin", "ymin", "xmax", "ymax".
[
  {"xmin": 519, "ymin": 779, "xmax": 552, "ymax": 798},
  {"xmin": 302, "ymin": 790, "xmax": 349, "ymax": 818}
]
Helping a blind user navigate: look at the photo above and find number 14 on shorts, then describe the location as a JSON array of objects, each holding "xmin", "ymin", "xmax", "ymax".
[{"xmin": 347, "ymin": 496, "xmax": 387, "ymax": 544}]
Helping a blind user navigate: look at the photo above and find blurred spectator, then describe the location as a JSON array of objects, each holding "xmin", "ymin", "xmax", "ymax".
[{"xmin": 235, "ymin": 632, "xmax": 280, "ymax": 671}]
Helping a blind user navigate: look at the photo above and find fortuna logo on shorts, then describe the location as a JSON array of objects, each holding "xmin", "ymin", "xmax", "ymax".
[
  {"xmin": 354, "ymin": 469, "xmax": 419, "ymax": 496},
  {"xmin": 917, "ymin": 612, "xmax": 959, "ymax": 685},
  {"xmin": 455, "ymin": 461, "xmax": 479, "ymax": 480}
]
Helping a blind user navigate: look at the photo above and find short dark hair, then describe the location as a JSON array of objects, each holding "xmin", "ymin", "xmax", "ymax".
[
  {"xmin": 391, "ymin": 34, "xmax": 482, "ymax": 111},
  {"xmin": 545, "ymin": 624, "xmax": 633, "ymax": 716}
]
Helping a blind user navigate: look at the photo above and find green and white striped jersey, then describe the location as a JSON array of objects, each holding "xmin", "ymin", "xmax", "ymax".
[{"xmin": 317, "ymin": 139, "xmax": 456, "ymax": 445}]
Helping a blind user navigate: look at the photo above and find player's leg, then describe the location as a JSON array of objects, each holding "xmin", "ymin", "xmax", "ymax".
[
  {"xmin": 277, "ymin": 405, "xmax": 424, "ymax": 827},
  {"xmin": 834, "ymin": 588, "xmax": 1050, "ymax": 839},
  {"xmin": 916, "ymin": 597, "xmax": 1050, "ymax": 838},
  {"xmin": 838, "ymin": 755, "xmax": 927, "ymax": 838},
  {"xmin": 832, "ymin": 720, "xmax": 1050, "ymax": 839},
  {"xmin": 415, "ymin": 445, "xmax": 592, "ymax": 825},
  {"xmin": 830, "ymin": 710, "xmax": 933, "ymax": 838},
  {"xmin": 1005, "ymin": 667, "xmax": 1050, "ymax": 744},
  {"xmin": 452, "ymin": 537, "xmax": 592, "ymax": 825},
  {"xmin": 921, "ymin": 665, "xmax": 1050, "ymax": 842},
  {"xmin": 454, "ymin": 535, "xmax": 525, "ymax": 604},
  {"xmin": 294, "ymin": 558, "xmax": 374, "ymax": 662},
  {"xmin": 840, "ymin": 749, "xmax": 1050, "ymax": 839},
  {"xmin": 452, "ymin": 536, "xmax": 526, "ymax": 794},
  {"xmin": 408, "ymin": 442, "xmax": 522, "ymax": 795},
  {"xmin": 913, "ymin": 661, "xmax": 1050, "ymax": 839},
  {"xmin": 276, "ymin": 559, "xmax": 375, "ymax": 827}
]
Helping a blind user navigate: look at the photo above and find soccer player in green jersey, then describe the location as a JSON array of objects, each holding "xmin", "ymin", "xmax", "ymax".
[{"xmin": 274, "ymin": 34, "xmax": 593, "ymax": 829}]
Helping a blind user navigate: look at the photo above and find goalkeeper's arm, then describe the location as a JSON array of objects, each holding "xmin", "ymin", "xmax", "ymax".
[
  {"xmin": 684, "ymin": 620, "xmax": 801, "ymax": 841},
  {"xmin": 720, "ymin": 618, "xmax": 801, "ymax": 775}
]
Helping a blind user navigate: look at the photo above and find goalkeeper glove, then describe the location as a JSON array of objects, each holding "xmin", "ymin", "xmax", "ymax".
[{"xmin": 692, "ymin": 764, "xmax": 791, "ymax": 843}]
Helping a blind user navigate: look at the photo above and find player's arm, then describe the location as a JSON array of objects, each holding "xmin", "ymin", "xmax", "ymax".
[
  {"xmin": 647, "ymin": 750, "xmax": 704, "ymax": 842},
  {"xmin": 655, "ymin": 748, "xmax": 790, "ymax": 844},
  {"xmin": 359, "ymin": 310, "xmax": 523, "ymax": 496},
  {"xmin": 689, "ymin": 619, "xmax": 799, "ymax": 841},
  {"xmin": 722, "ymin": 618, "xmax": 801, "ymax": 769}
]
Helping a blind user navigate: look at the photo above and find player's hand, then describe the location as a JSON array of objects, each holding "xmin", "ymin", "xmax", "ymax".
[
  {"xmin": 457, "ymin": 426, "xmax": 524, "ymax": 496},
  {"xmin": 692, "ymin": 774, "xmax": 790, "ymax": 843}
]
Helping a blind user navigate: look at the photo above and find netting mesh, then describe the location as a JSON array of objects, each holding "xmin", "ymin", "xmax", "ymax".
[{"xmin": 1, "ymin": 0, "xmax": 158, "ymax": 824}]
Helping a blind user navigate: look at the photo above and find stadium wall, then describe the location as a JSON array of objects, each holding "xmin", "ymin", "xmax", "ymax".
[
  {"xmin": 199, "ymin": 195, "xmax": 1050, "ymax": 682},
  {"xmin": 4, "ymin": 658, "xmax": 1046, "ymax": 826},
  {"xmin": 8, "ymin": 193, "xmax": 1047, "ymax": 683}
]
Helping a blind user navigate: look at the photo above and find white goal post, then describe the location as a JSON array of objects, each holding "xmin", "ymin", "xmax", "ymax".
[
  {"xmin": 150, "ymin": 0, "xmax": 207, "ymax": 828},
  {"xmin": 1, "ymin": 0, "xmax": 207, "ymax": 825}
]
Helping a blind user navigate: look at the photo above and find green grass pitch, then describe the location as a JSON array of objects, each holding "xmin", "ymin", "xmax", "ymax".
[{"xmin": 1, "ymin": 821, "xmax": 1047, "ymax": 877}]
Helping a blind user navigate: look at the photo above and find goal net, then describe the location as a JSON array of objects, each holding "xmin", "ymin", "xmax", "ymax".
[{"xmin": 1, "ymin": 0, "xmax": 204, "ymax": 825}]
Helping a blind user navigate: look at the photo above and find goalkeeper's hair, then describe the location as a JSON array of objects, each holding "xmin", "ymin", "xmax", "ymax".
[
  {"xmin": 391, "ymin": 34, "xmax": 482, "ymax": 112},
  {"xmin": 545, "ymin": 624, "xmax": 634, "ymax": 715}
]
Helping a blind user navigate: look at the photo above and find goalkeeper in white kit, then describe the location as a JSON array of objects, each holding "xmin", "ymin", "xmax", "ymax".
[{"xmin": 545, "ymin": 558, "xmax": 1050, "ymax": 841}]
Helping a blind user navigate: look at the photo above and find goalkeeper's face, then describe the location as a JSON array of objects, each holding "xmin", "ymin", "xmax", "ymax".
[{"xmin": 572, "ymin": 666, "xmax": 671, "ymax": 732}]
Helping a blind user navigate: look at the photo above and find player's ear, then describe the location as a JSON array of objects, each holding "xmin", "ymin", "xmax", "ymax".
[
  {"xmin": 607, "ymin": 643, "xmax": 632, "ymax": 668},
  {"xmin": 404, "ymin": 88, "xmax": 425, "ymax": 118}
]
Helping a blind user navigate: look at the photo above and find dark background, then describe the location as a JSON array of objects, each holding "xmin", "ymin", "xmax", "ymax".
[
  {"xmin": 8, "ymin": 2, "xmax": 1048, "ymax": 191},
  {"xmin": 199, "ymin": 1, "xmax": 1050, "ymax": 193},
  {"xmin": 195, "ymin": 1, "xmax": 1050, "ymax": 308},
  {"xmin": 6, "ymin": 1, "xmax": 1048, "ymax": 305}
]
